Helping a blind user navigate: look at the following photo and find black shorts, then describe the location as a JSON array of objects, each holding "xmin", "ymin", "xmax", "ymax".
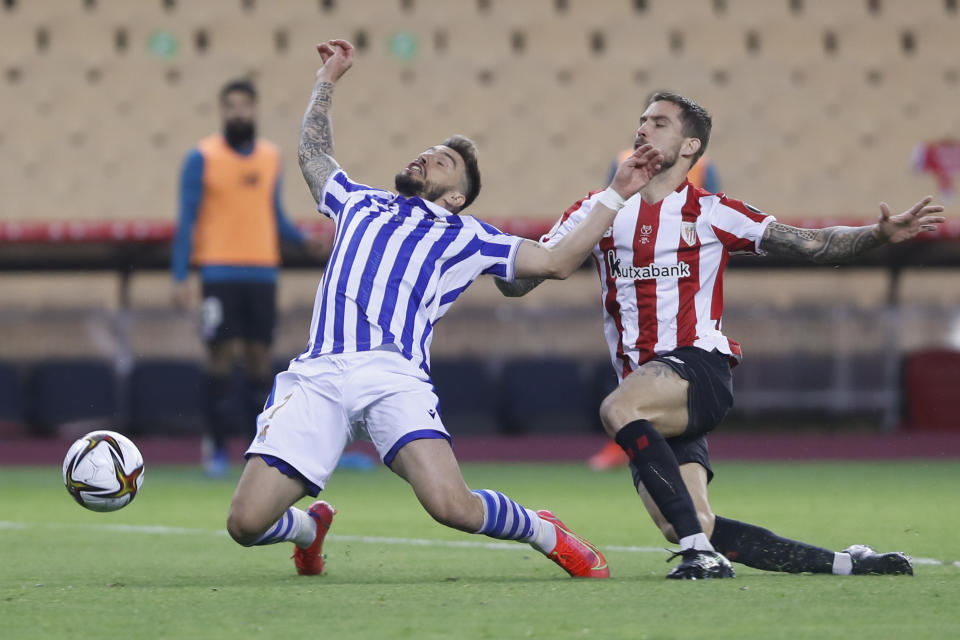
[
  {"xmin": 653, "ymin": 346, "xmax": 734, "ymax": 483},
  {"xmin": 200, "ymin": 281, "xmax": 276, "ymax": 345}
]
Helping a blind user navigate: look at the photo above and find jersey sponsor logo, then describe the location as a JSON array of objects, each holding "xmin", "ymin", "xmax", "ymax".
[
  {"xmin": 606, "ymin": 250, "xmax": 691, "ymax": 280},
  {"xmin": 681, "ymin": 221, "xmax": 698, "ymax": 246}
]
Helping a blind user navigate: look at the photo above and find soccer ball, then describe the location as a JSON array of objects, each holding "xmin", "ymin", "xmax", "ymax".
[{"xmin": 62, "ymin": 430, "xmax": 145, "ymax": 512}]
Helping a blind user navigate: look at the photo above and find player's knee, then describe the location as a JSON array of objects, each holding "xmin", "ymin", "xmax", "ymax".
[
  {"xmin": 599, "ymin": 393, "xmax": 627, "ymax": 436},
  {"xmin": 226, "ymin": 504, "xmax": 265, "ymax": 546}
]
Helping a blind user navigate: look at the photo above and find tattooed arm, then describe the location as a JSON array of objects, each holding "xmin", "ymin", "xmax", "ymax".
[
  {"xmin": 299, "ymin": 39, "xmax": 355, "ymax": 204},
  {"xmin": 495, "ymin": 277, "xmax": 545, "ymax": 297},
  {"xmin": 760, "ymin": 196, "xmax": 945, "ymax": 263}
]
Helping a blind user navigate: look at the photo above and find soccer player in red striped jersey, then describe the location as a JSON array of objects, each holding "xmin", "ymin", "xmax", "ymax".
[{"xmin": 498, "ymin": 92, "xmax": 945, "ymax": 579}]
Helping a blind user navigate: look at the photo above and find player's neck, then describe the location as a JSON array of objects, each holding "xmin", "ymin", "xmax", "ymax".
[{"xmin": 639, "ymin": 164, "xmax": 689, "ymax": 204}]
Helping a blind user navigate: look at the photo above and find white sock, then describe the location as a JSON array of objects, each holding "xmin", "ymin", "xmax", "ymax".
[
  {"xmin": 679, "ymin": 532, "xmax": 714, "ymax": 552},
  {"xmin": 832, "ymin": 552, "xmax": 853, "ymax": 575},
  {"xmin": 251, "ymin": 507, "xmax": 317, "ymax": 547},
  {"xmin": 528, "ymin": 514, "xmax": 558, "ymax": 554},
  {"xmin": 291, "ymin": 508, "xmax": 318, "ymax": 548}
]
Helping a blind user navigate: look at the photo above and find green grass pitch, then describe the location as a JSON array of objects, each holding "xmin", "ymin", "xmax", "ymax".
[{"xmin": 2, "ymin": 460, "xmax": 959, "ymax": 639}]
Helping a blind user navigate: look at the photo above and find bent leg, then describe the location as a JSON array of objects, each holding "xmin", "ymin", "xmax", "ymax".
[
  {"xmin": 634, "ymin": 462, "xmax": 716, "ymax": 544},
  {"xmin": 600, "ymin": 361, "xmax": 710, "ymax": 550},
  {"xmin": 227, "ymin": 455, "xmax": 311, "ymax": 546}
]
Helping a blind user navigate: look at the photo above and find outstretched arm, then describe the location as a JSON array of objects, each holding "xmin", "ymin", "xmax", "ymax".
[
  {"xmin": 299, "ymin": 39, "xmax": 354, "ymax": 204},
  {"xmin": 512, "ymin": 144, "xmax": 662, "ymax": 280},
  {"xmin": 760, "ymin": 196, "xmax": 945, "ymax": 263}
]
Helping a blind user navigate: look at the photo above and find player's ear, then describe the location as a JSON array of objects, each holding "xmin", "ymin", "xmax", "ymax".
[
  {"xmin": 439, "ymin": 190, "xmax": 465, "ymax": 212},
  {"xmin": 682, "ymin": 137, "xmax": 702, "ymax": 160}
]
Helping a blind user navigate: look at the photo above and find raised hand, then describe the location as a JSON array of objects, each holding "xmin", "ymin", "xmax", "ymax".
[
  {"xmin": 877, "ymin": 196, "xmax": 946, "ymax": 243},
  {"xmin": 610, "ymin": 143, "xmax": 663, "ymax": 199},
  {"xmin": 316, "ymin": 39, "xmax": 355, "ymax": 83}
]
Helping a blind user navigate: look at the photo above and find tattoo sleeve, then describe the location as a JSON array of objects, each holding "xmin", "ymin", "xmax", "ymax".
[
  {"xmin": 298, "ymin": 80, "xmax": 340, "ymax": 204},
  {"xmin": 494, "ymin": 277, "xmax": 545, "ymax": 297},
  {"xmin": 759, "ymin": 222, "xmax": 884, "ymax": 263}
]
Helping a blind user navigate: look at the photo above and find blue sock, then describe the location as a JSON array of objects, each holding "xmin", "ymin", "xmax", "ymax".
[
  {"xmin": 472, "ymin": 489, "xmax": 555, "ymax": 552},
  {"xmin": 251, "ymin": 507, "xmax": 315, "ymax": 547}
]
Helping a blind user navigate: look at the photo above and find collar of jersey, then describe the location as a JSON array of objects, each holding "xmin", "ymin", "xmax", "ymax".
[{"xmin": 391, "ymin": 193, "xmax": 454, "ymax": 220}]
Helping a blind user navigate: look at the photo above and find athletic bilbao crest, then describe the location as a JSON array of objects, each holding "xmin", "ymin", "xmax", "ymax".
[{"xmin": 681, "ymin": 221, "xmax": 698, "ymax": 246}]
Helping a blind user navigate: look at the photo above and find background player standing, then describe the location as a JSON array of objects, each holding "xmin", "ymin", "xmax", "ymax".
[
  {"xmin": 171, "ymin": 79, "xmax": 313, "ymax": 476},
  {"xmin": 498, "ymin": 91, "xmax": 944, "ymax": 579},
  {"xmin": 224, "ymin": 39, "xmax": 664, "ymax": 579}
]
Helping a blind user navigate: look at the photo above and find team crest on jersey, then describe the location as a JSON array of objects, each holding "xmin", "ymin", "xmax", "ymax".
[
  {"xmin": 680, "ymin": 221, "xmax": 698, "ymax": 246},
  {"xmin": 639, "ymin": 224, "xmax": 653, "ymax": 245}
]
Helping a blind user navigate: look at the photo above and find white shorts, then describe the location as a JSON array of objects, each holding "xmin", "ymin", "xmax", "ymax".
[{"xmin": 245, "ymin": 349, "xmax": 449, "ymax": 493}]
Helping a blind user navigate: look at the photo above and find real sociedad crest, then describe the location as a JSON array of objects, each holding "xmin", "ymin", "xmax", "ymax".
[{"xmin": 681, "ymin": 221, "xmax": 698, "ymax": 246}]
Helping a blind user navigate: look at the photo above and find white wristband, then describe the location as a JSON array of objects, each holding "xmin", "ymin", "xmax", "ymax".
[{"xmin": 597, "ymin": 187, "xmax": 626, "ymax": 211}]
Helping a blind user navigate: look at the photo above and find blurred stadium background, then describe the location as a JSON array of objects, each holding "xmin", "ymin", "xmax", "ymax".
[{"xmin": 1, "ymin": 0, "xmax": 959, "ymax": 457}]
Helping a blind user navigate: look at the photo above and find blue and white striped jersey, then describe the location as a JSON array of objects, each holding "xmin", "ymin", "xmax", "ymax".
[{"xmin": 299, "ymin": 170, "xmax": 524, "ymax": 370}]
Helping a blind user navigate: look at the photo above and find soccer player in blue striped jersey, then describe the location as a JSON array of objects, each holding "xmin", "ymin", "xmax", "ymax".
[{"xmin": 226, "ymin": 39, "xmax": 662, "ymax": 579}]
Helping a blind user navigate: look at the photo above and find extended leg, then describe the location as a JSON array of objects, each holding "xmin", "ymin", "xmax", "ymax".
[
  {"xmin": 390, "ymin": 438, "xmax": 608, "ymax": 578},
  {"xmin": 638, "ymin": 462, "xmax": 910, "ymax": 575}
]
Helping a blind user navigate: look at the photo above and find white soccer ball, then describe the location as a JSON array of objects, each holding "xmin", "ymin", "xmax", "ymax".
[{"xmin": 62, "ymin": 430, "xmax": 145, "ymax": 512}]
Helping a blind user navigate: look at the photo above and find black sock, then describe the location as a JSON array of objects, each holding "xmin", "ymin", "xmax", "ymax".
[
  {"xmin": 710, "ymin": 516, "xmax": 835, "ymax": 573},
  {"xmin": 203, "ymin": 373, "xmax": 233, "ymax": 451},
  {"xmin": 615, "ymin": 420, "xmax": 703, "ymax": 540},
  {"xmin": 245, "ymin": 374, "xmax": 273, "ymax": 433}
]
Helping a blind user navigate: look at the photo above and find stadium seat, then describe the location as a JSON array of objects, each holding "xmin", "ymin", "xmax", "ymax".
[
  {"xmin": 0, "ymin": 362, "xmax": 27, "ymax": 437},
  {"xmin": 499, "ymin": 357, "xmax": 590, "ymax": 434},
  {"xmin": 430, "ymin": 358, "xmax": 499, "ymax": 434},
  {"xmin": 902, "ymin": 349, "xmax": 960, "ymax": 431},
  {"xmin": 128, "ymin": 359, "xmax": 205, "ymax": 435},
  {"xmin": 28, "ymin": 359, "xmax": 118, "ymax": 437}
]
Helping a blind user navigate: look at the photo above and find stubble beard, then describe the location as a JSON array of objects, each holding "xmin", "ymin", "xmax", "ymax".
[{"xmin": 395, "ymin": 172, "xmax": 447, "ymax": 201}]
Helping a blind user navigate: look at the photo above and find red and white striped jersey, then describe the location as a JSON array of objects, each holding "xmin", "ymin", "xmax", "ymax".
[{"xmin": 541, "ymin": 180, "xmax": 775, "ymax": 381}]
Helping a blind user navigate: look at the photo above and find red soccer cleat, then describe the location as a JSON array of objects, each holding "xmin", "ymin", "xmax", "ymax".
[
  {"xmin": 536, "ymin": 510, "xmax": 610, "ymax": 578},
  {"xmin": 588, "ymin": 441, "xmax": 629, "ymax": 471},
  {"xmin": 292, "ymin": 500, "xmax": 336, "ymax": 575}
]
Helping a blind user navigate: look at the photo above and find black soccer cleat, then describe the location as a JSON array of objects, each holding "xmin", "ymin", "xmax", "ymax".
[
  {"xmin": 843, "ymin": 544, "xmax": 914, "ymax": 576},
  {"xmin": 665, "ymin": 549, "xmax": 736, "ymax": 580}
]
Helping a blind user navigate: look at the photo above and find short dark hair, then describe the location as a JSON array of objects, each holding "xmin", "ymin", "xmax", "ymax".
[
  {"xmin": 647, "ymin": 91, "xmax": 712, "ymax": 164},
  {"xmin": 442, "ymin": 135, "xmax": 481, "ymax": 211},
  {"xmin": 220, "ymin": 78, "xmax": 257, "ymax": 103}
]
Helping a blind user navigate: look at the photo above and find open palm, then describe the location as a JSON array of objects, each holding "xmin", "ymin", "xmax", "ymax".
[{"xmin": 878, "ymin": 196, "xmax": 946, "ymax": 243}]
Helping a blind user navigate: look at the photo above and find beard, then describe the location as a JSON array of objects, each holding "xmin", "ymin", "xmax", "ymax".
[
  {"xmin": 635, "ymin": 140, "xmax": 680, "ymax": 175},
  {"xmin": 224, "ymin": 120, "xmax": 256, "ymax": 148},
  {"xmin": 394, "ymin": 172, "xmax": 447, "ymax": 201}
]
